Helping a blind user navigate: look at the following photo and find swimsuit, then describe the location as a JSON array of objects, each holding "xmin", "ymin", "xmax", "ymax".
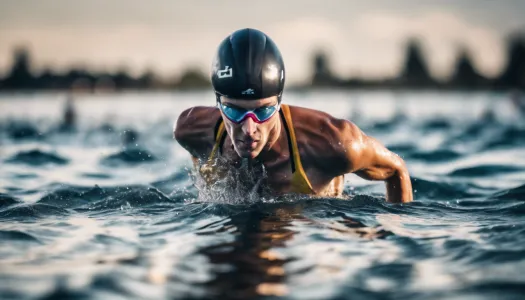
[{"xmin": 197, "ymin": 104, "xmax": 315, "ymax": 195}]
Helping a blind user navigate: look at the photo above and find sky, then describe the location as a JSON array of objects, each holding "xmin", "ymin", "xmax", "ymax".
[{"xmin": 1, "ymin": 0, "xmax": 524, "ymax": 84}]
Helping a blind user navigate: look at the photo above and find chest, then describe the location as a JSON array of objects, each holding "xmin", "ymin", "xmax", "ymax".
[{"xmin": 203, "ymin": 139, "xmax": 342, "ymax": 197}]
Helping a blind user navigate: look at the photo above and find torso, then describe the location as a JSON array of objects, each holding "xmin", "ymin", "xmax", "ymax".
[
  {"xmin": 214, "ymin": 130, "xmax": 343, "ymax": 197},
  {"xmin": 183, "ymin": 105, "xmax": 346, "ymax": 198}
]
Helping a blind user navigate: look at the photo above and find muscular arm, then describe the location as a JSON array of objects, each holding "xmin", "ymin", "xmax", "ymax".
[{"xmin": 330, "ymin": 120, "xmax": 413, "ymax": 203}]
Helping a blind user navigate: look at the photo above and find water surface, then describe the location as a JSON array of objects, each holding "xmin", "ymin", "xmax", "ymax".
[{"xmin": 1, "ymin": 90, "xmax": 524, "ymax": 299}]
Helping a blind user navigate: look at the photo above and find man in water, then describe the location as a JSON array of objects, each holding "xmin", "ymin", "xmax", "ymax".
[{"xmin": 174, "ymin": 28, "xmax": 413, "ymax": 203}]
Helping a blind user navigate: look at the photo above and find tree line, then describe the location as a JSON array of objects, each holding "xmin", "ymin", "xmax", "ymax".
[{"xmin": 0, "ymin": 33, "xmax": 524, "ymax": 92}]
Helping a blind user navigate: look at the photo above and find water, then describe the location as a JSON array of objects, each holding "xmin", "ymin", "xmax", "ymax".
[{"xmin": 1, "ymin": 90, "xmax": 524, "ymax": 300}]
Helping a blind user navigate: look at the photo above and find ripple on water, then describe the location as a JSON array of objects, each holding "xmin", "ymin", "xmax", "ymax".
[
  {"xmin": 1, "ymin": 93, "xmax": 525, "ymax": 300},
  {"xmin": 36, "ymin": 184, "xmax": 176, "ymax": 214},
  {"xmin": 4, "ymin": 120, "xmax": 43, "ymax": 140},
  {"xmin": 489, "ymin": 183, "xmax": 525, "ymax": 201},
  {"xmin": 448, "ymin": 164, "xmax": 524, "ymax": 177},
  {"xmin": 0, "ymin": 193, "xmax": 21, "ymax": 208},
  {"xmin": 483, "ymin": 127, "xmax": 525, "ymax": 150},
  {"xmin": 37, "ymin": 185, "xmax": 108, "ymax": 208},
  {"xmin": 0, "ymin": 230, "xmax": 42, "ymax": 244},
  {"xmin": 100, "ymin": 148, "xmax": 157, "ymax": 167},
  {"xmin": 5, "ymin": 149, "xmax": 69, "ymax": 166},
  {"xmin": 0, "ymin": 203, "xmax": 71, "ymax": 221},
  {"xmin": 411, "ymin": 177, "xmax": 484, "ymax": 200},
  {"xmin": 409, "ymin": 149, "xmax": 462, "ymax": 162}
]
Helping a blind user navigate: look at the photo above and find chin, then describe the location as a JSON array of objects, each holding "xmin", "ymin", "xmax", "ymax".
[
  {"xmin": 238, "ymin": 151, "xmax": 258, "ymax": 159},
  {"xmin": 235, "ymin": 148, "xmax": 261, "ymax": 160}
]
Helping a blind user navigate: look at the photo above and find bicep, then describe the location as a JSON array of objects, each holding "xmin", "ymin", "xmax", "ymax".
[
  {"xmin": 351, "ymin": 135, "xmax": 401, "ymax": 180},
  {"xmin": 337, "ymin": 122, "xmax": 401, "ymax": 180}
]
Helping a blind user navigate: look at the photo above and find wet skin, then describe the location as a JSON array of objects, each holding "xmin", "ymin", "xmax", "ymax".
[{"xmin": 174, "ymin": 96, "xmax": 413, "ymax": 203}]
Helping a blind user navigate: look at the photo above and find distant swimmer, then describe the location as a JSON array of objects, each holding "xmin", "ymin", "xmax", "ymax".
[
  {"xmin": 174, "ymin": 28, "xmax": 413, "ymax": 203},
  {"xmin": 63, "ymin": 93, "xmax": 76, "ymax": 127},
  {"xmin": 58, "ymin": 93, "xmax": 77, "ymax": 132}
]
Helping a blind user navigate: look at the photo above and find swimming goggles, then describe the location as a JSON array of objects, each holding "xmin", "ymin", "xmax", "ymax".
[{"xmin": 218, "ymin": 102, "xmax": 280, "ymax": 124}]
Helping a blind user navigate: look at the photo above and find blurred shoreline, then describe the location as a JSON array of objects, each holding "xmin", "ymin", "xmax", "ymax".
[
  {"xmin": 0, "ymin": 87, "xmax": 514, "ymax": 98},
  {"xmin": 1, "ymin": 33, "xmax": 524, "ymax": 94}
]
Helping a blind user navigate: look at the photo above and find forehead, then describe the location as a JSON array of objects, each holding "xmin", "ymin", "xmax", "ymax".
[{"xmin": 221, "ymin": 96, "xmax": 278, "ymax": 109}]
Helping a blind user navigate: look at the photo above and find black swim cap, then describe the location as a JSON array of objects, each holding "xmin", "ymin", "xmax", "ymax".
[{"xmin": 211, "ymin": 28, "xmax": 285, "ymax": 102}]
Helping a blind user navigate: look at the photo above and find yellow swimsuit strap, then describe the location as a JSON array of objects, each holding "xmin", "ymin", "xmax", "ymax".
[
  {"xmin": 208, "ymin": 120, "xmax": 226, "ymax": 162},
  {"xmin": 280, "ymin": 104, "xmax": 315, "ymax": 194}
]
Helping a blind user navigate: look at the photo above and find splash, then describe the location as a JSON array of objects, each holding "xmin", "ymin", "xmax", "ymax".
[{"xmin": 191, "ymin": 157, "xmax": 274, "ymax": 204}]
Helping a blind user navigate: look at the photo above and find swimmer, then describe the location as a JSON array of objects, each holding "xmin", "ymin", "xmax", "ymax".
[
  {"xmin": 57, "ymin": 92, "xmax": 76, "ymax": 132},
  {"xmin": 174, "ymin": 28, "xmax": 413, "ymax": 203}
]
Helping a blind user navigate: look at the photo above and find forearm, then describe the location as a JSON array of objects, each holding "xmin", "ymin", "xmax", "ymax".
[
  {"xmin": 385, "ymin": 167, "xmax": 413, "ymax": 203},
  {"xmin": 338, "ymin": 126, "xmax": 414, "ymax": 203}
]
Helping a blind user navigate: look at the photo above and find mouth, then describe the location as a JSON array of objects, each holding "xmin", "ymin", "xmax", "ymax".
[{"xmin": 237, "ymin": 139, "xmax": 259, "ymax": 150}]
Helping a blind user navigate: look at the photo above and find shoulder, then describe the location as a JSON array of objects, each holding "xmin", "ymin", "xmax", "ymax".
[
  {"xmin": 173, "ymin": 106, "xmax": 222, "ymax": 159},
  {"xmin": 286, "ymin": 105, "xmax": 365, "ymax": 173},
  {"xmin": 175, "ymin": 106, "xmax": 221, "ymax": 130},
  {"xmin": 286, "ymin": 105, "xmax": 363, "ymax": 145}
]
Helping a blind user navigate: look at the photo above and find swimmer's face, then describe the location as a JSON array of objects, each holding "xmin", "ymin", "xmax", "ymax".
[{"xmin": 219, "ymin": 96, "xmax": 280, "ymax": 159}]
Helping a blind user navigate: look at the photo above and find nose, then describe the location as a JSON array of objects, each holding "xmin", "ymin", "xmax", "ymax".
[{"xmin": 241, "ymin": 116, "xmax": 257, "ymax": 137}]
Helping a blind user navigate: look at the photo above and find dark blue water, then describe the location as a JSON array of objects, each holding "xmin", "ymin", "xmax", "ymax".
[{"xmin": 1, "ymin": 91, "xmax": 524, "ymax": 300}]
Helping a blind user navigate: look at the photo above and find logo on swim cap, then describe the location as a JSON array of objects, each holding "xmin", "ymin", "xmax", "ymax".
[
  {"xmin": 241, "ymin": 88, "xmax": 255, "ymax": 95},
  {"xmin": 217, "ymin": 66, "xmax": 233, "ymax": 79}
]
